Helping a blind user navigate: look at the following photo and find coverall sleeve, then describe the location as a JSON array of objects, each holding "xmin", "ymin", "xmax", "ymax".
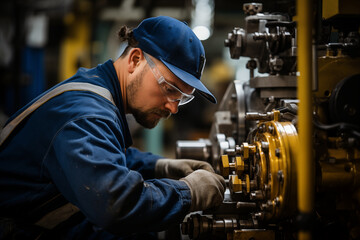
[
  {"xmin": 43, "ymin": 116, "xmax": 191, "ymax": 235},
  {"xmin": 125, "ymin": 147, "xmax": 162, "ymax": 180}
]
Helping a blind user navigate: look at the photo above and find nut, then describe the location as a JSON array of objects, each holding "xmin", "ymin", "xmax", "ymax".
[
  {"xmin": 230, "ymin": 175, "xmax": 242, "ymax": 192},
  {"xmin": 235, "ymin": 156, "xmax": 245, "ymax": 176},
  {"xmin": 221, "ymin": 155, "xmax": 230, "ymax": 177}
]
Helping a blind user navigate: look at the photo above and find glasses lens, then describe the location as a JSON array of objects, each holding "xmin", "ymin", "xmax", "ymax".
[
  {"xmin": 158, "ymin": 79, "xmax": 194, "ymax": 105},
  {"xmin": 179, "ymin": 95, "xmax": 194, "ymax": 105},
  {"xmin": 144, "ymin": 52, "xmax": 195, "ymax": 105},
  {"xmin": 158, "ymin": 79, "xmax": 182, "ymax": 99}
]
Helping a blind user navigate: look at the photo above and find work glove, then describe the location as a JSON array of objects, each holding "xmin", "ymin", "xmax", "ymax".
[
  {"xmin": 180, "ymin": 169, "xmax": 226, "ymax": 212},
  {"xmin": 155, "ymin": 158, "xmax": 214, "ymax": 180}
]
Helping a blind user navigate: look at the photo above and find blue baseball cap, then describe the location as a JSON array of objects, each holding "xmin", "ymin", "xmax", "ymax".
[{"xmin": 133, "ymin": 16, "xmax": 217, "ymax": 104}]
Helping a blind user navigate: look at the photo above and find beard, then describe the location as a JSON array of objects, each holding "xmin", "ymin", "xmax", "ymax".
[
  {"xmin": 127, "ymin": 68, "xmax": 171, "ymax": 129},
  {"xmin": 131, "ymin": 107, "xmax": 171, "ymax": 129}
]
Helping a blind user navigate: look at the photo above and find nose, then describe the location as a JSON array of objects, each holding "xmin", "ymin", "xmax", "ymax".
[{"xmin": 165, "ymin": 101, "xmax": 179, "ymax": 114}]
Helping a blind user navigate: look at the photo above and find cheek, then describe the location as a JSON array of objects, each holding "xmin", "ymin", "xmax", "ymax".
[{"xmin": 134, "ymin": 79, "xmax": 163, "ymax": 108}]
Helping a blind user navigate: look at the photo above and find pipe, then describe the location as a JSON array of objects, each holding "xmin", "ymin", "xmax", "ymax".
[{"xmin": 296, "ymin": 0, "xmax": 314, "ymax": 239}]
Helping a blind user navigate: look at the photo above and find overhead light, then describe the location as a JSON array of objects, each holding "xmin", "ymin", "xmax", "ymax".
[
  {"xmin": 191, "ymin": 0, "xmax": 214, "ymax": 41},
  {"xmin": 193, "ymin": 26, "xmax": 211, "ymax": 40}
]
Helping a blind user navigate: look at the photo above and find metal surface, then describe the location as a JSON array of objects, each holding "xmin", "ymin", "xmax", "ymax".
[
  {"xmin": 176, "ymin": 139, "xmax": 212, "ymax": 162},
  {"xmin": 220, "ymin": 112, "xmax": 299, "ymax": 220},
  {"xmin": 296, "ymin": 0, "xmax": 314, "ymax": 238},
  {"xmin": 178, "ymin": 1, "xmax": 360, "ymax": 239},
  {"xmin": 224, "ymin": 11, "xmax": 289, "ymax": 73}
]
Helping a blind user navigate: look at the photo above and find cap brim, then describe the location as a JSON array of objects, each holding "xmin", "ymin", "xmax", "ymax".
[{"xmin": 160, "ymin": 59, "xmax": 217, "ymax": 104}]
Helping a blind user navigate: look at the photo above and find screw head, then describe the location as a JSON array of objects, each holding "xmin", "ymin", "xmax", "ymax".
[
  {"xmin": 277, "ymin": 170, "xmax": 284, "ymax": 183},
  {"xmin": 275, "ymin": 148, "xmax": 281, "ymax": 158}
]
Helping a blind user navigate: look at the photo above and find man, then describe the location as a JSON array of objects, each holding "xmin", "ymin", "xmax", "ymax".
[{"xmin": 0, "ymin": 16, "xmax": 225, "ymax": 239}]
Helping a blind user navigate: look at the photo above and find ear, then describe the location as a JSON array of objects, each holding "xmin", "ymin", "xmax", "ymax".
[{"xmin": 127, "ymin": 48, "xmax": 144, "ymax": 73}]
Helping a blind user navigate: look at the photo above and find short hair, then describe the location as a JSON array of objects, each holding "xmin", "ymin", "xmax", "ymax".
[{"xmin": 118, "ymin": 26, "xmax": 139, "ymax": 58}]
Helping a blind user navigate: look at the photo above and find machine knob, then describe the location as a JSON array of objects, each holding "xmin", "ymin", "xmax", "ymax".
[
  {"xmin": 230, "ymin": 175, "xmax": 242, "ymax": 192},
  {"xmin": 235, "ymin": 156, "xmax": 245, "ymax": 176},
  {"xmin": 220, "ymin": 155, "xmax": 236, "ymax": 177}
]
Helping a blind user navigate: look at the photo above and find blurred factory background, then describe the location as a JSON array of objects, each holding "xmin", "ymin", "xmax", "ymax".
[{"xmin": 0, "ymin": 0, "xmax": 295, "ymax": 157}]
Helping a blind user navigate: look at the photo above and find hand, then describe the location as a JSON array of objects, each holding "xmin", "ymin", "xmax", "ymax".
[
  {"xmin": 155, "ymin": 158, "xmax": 214, "ymax": 179},
  {"xmin": 180, "ymin": 169, "xmax": 226, "ymax": 212}
]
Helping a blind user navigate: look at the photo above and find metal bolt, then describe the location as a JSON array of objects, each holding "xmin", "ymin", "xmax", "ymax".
[
  {"xmin": 259, "ymin": 124, "xmax": 266, "ymax": 133},
  {"xmin": 250, "ymin": 190, "xmax": 264, "ymax": 200},
  {"xmin": 225, "ymin": 148, "xmax": 235, "ymax": 155},
  {"xmin": 261, "ymin": 141, "xmax": 269, "ymax": 149},
  {"xmin": 262, "ymin": 200, "xmax": 274, "ymax": 212},
  {"xmin": 254, "ymin": 212, "xmax": 264, "ymax": 221},
  {"xmin": 261, "ymin": 141, "xmax": 269, "ymax": 152},
  {"xmin": 260, "ymin": 203, "xmax": 268, "ymax": 211},
  {"xmin": 275, "ymin": 148, "xmax": 281, "ymax": 158},
  {"xmin": 258, "ymin": 125, "xmax": 263, "ymax": 132},
  {"xmin": 274, "ymin": 197, "xmax": 281, "ymax": 207},
  {"xmin": 277, "ymin": 170, "xmax": 284, "ymax": 183},
  {"xmin": 250, "ymin": 192, "xmax": 256, "ymax": 199},
  {"xmin": 268, "ymin": 126, "xmax": 275, "ymax": 134},
  {"xmin": 235, "ymin": 145, "xmax": 242, "ymax": 154}
]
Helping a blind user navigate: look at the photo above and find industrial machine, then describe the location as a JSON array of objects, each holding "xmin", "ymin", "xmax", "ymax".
[{"xmin": 178, "ymin": 1, "xmax": 360, "ymax": 239}]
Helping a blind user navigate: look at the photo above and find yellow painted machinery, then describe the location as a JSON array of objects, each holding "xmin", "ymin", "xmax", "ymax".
[{"xmin": 178, "ymin": 1, "xmax": 360, "ymax": 239}]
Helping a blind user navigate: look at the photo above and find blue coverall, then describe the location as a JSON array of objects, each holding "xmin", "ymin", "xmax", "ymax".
[{"xmin": 0, "ymin": 60, "xmax": 191, "ymax": 239}]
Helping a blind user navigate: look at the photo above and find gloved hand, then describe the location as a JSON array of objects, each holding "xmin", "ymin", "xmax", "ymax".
[
  {"xmin": 155, "ymin": 158, "xmax": 214, "ymax": 179},
  {"xmin": 180, "ymin": 169, "xmax": 226, "ymax": 212}
]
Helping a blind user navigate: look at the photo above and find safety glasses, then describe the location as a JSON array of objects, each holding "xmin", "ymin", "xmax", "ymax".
[{"xmin": 144, "ymin": 52, "xmax": 195, "ymax": 106}]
